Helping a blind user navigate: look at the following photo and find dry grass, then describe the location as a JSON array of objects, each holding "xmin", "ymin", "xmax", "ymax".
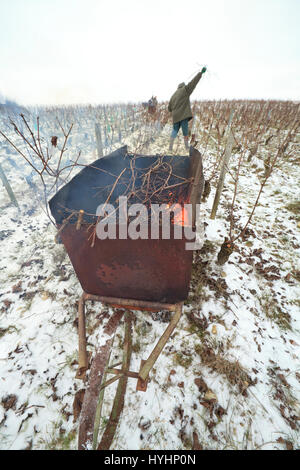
[
  {"xmin": 188, "ymin": 250, "xmax": 229, "ymax": 305},
  {"xmin": 260, "ymin": 293, "xmax": 292, "ymax": 331},
  {"xmin": 195, "ymin": 341, "xmax": 254, "ymax": 394},
  {"xmin": 285, "ymin": 200, "xmax": 300, "ymax": 221}
]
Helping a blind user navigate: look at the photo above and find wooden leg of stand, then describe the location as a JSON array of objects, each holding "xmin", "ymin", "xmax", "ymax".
[
  {"xmin": 138, "ymin": 303, "xmax": 182, "ymax": 382},
  {"xmin": 76, "ymin": 294, "xmax": 88, "ymax": 379}
]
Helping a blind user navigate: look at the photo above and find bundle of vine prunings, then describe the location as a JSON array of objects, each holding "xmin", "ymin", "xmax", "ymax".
[
  {"xmin": 52, "ymin": 151, "xmax": 194, "ymax": 248},
  {"xmin": 82, "ymin": 153, "xmax": 193, "ymax": 247},
  {"xmin": 95, "ymin": 154, "xmax": 192, "ymax": 209}
]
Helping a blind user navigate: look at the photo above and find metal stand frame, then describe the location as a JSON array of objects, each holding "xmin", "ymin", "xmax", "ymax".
[{"xmin": 76, "ymin": 291, "xmax": 182, "ymax": 391}]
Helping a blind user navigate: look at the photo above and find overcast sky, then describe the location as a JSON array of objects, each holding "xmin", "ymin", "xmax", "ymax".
[{"xmin": 0, "ymin": 0, "xmax": 299, "ymax": 105}]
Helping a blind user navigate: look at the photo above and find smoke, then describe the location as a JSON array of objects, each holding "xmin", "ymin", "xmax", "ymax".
[
  {"xmin": 0, "ymin": 92, "xmax": 25, "ymax": 118},
  {"xmin": 0, "ymin": 91, "xmax": 5, "ymax": 104}
]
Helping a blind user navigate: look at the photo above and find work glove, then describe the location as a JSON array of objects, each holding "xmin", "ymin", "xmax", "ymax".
[{"xmin": 201, "ymin": 66, "xmax": 207, "ymax": 74}]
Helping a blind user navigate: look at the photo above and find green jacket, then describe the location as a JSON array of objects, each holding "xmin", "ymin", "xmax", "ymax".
[{"xmin": 168, "ymin": 71, "xmax": 202, "ymax": 124}]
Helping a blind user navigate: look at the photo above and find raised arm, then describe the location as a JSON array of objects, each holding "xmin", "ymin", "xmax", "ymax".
[{"xmin": 185, "ymin": 67, "xmax": 207, "ymax": 96}]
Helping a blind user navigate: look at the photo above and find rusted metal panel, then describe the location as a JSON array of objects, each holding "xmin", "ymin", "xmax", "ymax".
[{"xmin": 59, "ymin": 223, "xmax": 194, "ymax": 303}]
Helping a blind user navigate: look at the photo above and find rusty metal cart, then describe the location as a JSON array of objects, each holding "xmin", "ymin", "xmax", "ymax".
[{"xmin": 49, "ymin": 145, "xmax": 204, "ymax": 450}]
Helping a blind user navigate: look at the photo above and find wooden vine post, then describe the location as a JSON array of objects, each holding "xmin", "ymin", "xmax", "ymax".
[
  {"xmin": 95, "ymin": 123, "xmax": 103, "ymax": 158},
  {"xmin": 210, "ymin": 110, "xmax": 235, "ymax": 219},
  {"xmin": 0, "ymin": 162, "xmax": 19, "ymax": 209}
]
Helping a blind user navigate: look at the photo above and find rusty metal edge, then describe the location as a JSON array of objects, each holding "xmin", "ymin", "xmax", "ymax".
[{"xmin": 83, "ymin": 292, "xmax": 177, "ymax": 312}]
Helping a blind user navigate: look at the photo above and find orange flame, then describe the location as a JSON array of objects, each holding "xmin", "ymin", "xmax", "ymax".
[
  {"xmin": 165, "ymin": 202, "xmax": 190, "ymax": 227},
  {"xmin": 173, "ymin": 203, "xmax": 189, "ymax": 226}
]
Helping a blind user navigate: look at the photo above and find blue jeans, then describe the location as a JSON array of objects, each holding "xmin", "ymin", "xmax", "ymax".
[{"xmin": 171, "ymin": 119, "xmax": 189, "ymax": 138}]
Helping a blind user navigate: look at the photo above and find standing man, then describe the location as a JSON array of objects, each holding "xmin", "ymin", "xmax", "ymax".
[{"xmin": 168, "ymin": 67, "xmax": 206, "ymax": 151}]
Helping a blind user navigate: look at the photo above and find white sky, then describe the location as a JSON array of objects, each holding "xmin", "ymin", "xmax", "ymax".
[{"xmin": 0, "ymin": 0, "xmax": 299, "ymax": 105}]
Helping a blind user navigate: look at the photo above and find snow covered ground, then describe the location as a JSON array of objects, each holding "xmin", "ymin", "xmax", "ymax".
[{"xmin": 0, "ymin": 106, "xmax": 299, "ymax": 450}]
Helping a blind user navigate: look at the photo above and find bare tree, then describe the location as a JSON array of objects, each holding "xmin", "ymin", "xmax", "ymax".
[{"xmin": 0, "ymin": 114, "xmax": 81, "ymax": 224}]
